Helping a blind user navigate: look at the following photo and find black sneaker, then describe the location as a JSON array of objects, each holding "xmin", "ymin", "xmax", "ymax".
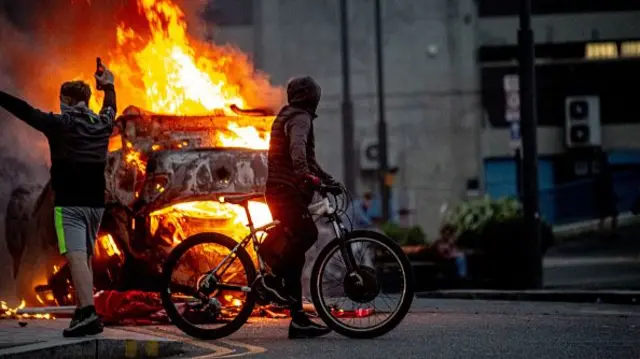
[
  {"xmin": 259, "ymin": 274, "xmax": 296, "ymax": 305},
  {"xmin": 69, "ymin": 308, "xmax": 82, "ymax": 328},
  {"xmin": 288, "ymin": 314, "xmax": 332, "ymax": 339},
  {"xmin": 63, "ymin": 305, "xmax": 104, "ymax": 338}
]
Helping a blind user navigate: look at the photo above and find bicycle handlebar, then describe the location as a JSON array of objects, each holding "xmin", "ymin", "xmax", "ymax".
[{"xmin": 318, "ymin": 183, "xmax": 343, "ymax": 197}]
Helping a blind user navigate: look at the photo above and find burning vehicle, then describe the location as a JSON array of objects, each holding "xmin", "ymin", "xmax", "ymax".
[
  {"xmin": 2, "ymin": 0, "xmax": 288, "ymax": 321},
  {"xmin": 7, "ymin": 104, "xmax": 275, "ymax": 309}
]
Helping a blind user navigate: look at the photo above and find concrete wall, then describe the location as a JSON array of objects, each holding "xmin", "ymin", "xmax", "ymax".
[
  {"xmin": 478, "ymin": 11, "xmax": 640, "ymax": 45},
  {"xmin": 209, "ymin": 2, "xmax": 640, "ymax": 232},
  {"xmin": 250, "ymin": 0, "xmax": 483, "ymax": 235}
]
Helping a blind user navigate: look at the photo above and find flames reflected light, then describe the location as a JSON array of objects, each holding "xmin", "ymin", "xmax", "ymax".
[{"xmin": 11, "ymin": 0, "xmax": 282, "ymax": 316}]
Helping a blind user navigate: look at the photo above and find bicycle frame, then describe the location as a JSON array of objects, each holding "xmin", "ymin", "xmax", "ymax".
[
  {"xmin": 201, "ymin": 217, "xmax": 279, "ymax": 293},
  {"xmin": 315, "ymin": 197, "xmax": 359, "ymax": 273},
  {"xmin": 200, "ymin": 193, "xmax": 359, "ymax": 295}
]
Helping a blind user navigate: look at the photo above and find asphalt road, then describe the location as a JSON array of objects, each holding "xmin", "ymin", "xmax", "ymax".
[{"xmin": 123, "ymin": 299, "xmax": 640, "ymax": 359}]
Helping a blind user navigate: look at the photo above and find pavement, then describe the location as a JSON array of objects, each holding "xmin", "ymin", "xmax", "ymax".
[
  {"xmin": 2, "ymin": 299, "xmax": 639, "ymax": 358},
  {"xmin": 0, "ymin": 319, "xmax": 199, "ymax": 359},
  {"xmin": 544, "ymin": 217, "xmax": 640, "ymax": 290},
  {"xmin": 417, "ymin": 216, "xmax": 640, "ymax": 303}
]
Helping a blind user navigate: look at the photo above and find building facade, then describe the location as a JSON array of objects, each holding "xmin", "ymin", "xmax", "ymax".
[{"xmin": 208, "ymin": 0, "xmax": 640, "ymax": 233}]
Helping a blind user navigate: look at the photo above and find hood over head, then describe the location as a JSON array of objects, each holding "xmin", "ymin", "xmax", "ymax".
[{"xmin": 286, "ymin": 76, "xmax": 321, "ymax": 115}]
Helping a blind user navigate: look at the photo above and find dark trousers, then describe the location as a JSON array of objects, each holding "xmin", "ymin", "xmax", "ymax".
[{"xmin": 265, "ymin": 185, "xmax": 318, "ymax": 313}]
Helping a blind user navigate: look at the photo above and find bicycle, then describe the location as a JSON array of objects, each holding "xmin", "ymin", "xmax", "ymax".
[{"xmin": 160, "ymin": 183, "xmax": 415, "ymax": 339}]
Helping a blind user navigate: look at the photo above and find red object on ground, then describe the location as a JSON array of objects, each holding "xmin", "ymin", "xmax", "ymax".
[
  {"xmin": 94, "ymin": 290, "xmax": 167, "ymax": 325},
  {"xmin": 331, "ymin": 307, "xmax": 375, "ymax": 318}
]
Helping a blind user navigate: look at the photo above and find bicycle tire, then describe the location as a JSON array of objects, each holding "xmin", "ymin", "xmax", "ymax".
[
  {"xmin": 160, "ymin": 232, "xmax": 257, "ymax": 340},
  {"xmin": 310, "ymin": 230, "xmax": 415, "ymax": 339}
]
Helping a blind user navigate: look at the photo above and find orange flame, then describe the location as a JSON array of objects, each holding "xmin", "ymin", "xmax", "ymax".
[
  {"xmin": 149, "ymin": 200, "xmax": 273, "ymax": 246},
  {"xmin": 217, "ymin": 122, "xmax": 270, "ymax": 150},
  {"xmin": 3, "ymin": 0, "xmax": 285, "ymax": 311},
  {"xmin": 97, "ymin": 234, "xmax": 123, "ymax": 258},
  {"xmin": 1, "ymin": 300, "xmax": 54, "ymax": 320},
  {"xmin": 79, "ymin": 0, "xmax": 282, "ymax": 119}
]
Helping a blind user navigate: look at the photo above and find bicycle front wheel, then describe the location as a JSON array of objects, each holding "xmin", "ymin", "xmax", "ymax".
[
  {"xmin": 160, "ymin": 232, "xmax": 257, "ymax": 340},
  {"xmin": 310, "ymin": 230, "xmax": 415, "ymax": 339}
]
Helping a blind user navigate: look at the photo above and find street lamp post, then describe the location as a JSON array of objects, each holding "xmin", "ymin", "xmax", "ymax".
[
  {"xmin": 339, "ymin": 0, "xmax": 356, "ymax": 194},
  {"xmin": 374, "ymin": 0, "xmax": 391, "ymax": 222},
  {"xmin": 518, "ymin": 0, "xmax": 543, "ymax": 288}
]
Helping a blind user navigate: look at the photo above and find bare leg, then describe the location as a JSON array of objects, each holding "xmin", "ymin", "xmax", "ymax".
[{"xmin": 65, "ymin": 251, "xmax": 94, "ymax": 308}]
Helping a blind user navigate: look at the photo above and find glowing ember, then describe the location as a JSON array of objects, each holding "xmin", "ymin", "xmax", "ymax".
[
  {"xmin": 1, "ymin": 300, "xmax": 54, "ymax": 320},
  {"xmin": 125, "ymin": 150, "xmax": 147, "ymax": 173},
  {"xmin": 96, "ymin": 234, "xmax": 123, "ymax": 258}
]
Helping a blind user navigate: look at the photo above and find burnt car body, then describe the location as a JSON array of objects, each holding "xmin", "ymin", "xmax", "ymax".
[
  {"xmin": 7, "ymin": 105, "xmax": 274, "ymax": 305},
  {"xmin": 100, "ymin": 106, "xmax": 273, "ymax": 295}
]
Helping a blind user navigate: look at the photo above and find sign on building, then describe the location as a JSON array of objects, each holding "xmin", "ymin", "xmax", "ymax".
[{"xmin": 503, "ymin": 74, "xmax": 521, "ymax": 150}]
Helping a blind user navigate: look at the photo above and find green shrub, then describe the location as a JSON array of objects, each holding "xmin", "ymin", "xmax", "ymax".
[
  {"xmin": 381, "ymin": 222, "xmax": 428, "ymax": 246},
  {"xmin": 441, "ymin": 195, "xmax": 554, "ymax": 251},
  {"xmin": 442, "ymin": 195, "xmax": 523, "ymax": 235}
]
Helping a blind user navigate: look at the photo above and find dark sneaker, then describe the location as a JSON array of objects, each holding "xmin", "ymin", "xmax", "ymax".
[
  {"xmin": 63, "ymin": 306, "xmax": 104, "ymax": 338},
  {"xmin": 69, "ymin": 307, "xmax": 82, "ymax": 328},
  {"xmin": 288, "ymin": 315, "xmax": 332, "ymax": 339},
  {"xmin": 259, "ymin": 274, "xmax": 296, "ymax": 305}
]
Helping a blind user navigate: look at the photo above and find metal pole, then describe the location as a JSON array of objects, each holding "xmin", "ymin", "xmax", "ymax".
[
  {"xmin": 374, "ymin": 0, "xmax": 391, "ymax": 222},
  {"xmin": 515, "ymin": 148, "xmax": 523, "ymax": 201},
  {"xmin": 17, "ymin": 306, "xmax": 75, "ymax": 315},
  {"xmin": 339, "ymin": 0, "xmax": 356, "ymax": 194},
  {"xmin": 252, "ymin": 0, "xmax": 263, "ymax": 70},
  {"xmin": 518, "ymin": 0, "xmax": 543, "ymax": 288}
]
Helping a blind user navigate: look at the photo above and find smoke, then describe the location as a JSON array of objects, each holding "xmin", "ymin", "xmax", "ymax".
[{"xmin": 0, "ymin": 2, "xmax": 50, "ymax": 300}]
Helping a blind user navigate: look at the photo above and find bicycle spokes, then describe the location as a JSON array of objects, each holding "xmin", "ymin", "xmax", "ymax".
[
  {"xmin": 318, "ymin": 237, "xmax": 407, "ymax": 330},
  {"xmin": 166, "ymin": 241, "xmax": 252, "ymax": 327}
]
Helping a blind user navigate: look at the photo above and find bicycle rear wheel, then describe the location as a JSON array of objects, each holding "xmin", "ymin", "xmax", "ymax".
[
  {"xmin": 160, "ymin": 232, "xmax": 257, "ymax": 340},
  {"xmin": 310, "ymin": 230, "xmax": 415, "ymax": 339}
]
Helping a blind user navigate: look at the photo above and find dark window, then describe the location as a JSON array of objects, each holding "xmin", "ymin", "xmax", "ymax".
[
  {"xmin": 479, "ymin": 40, "xmax": 640, "ymax": 63},
  {"xmin": 478, "ymin": 0, "xmax": 640, "ymax": 17},
  {"xmin": 203, "ymin": 0, "xmax": 253, "ymax": 26}
]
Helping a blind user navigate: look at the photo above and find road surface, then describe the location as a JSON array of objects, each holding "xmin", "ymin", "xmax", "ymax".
[{"xmin": 121, "ymin": 298, "xmax": 640, "ymax": 359}]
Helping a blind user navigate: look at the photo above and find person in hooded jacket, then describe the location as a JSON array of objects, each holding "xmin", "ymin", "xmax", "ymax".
[
  {"xmin": 0, "ymin": 67, "xmax": 116, "ymax": 337},
  {"xmin": 259, "ymin": 76, "xmax": 341, "ymax": 339}
]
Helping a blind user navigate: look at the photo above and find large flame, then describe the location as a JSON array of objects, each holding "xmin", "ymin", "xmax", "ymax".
[
  {"xmin": 4, "ymin": 0, "xmax": 283, "ymax": 310},
  {"xmin": 102, "ymin": 0, "xmax": 246, "ymax": 115},
  {"xmin": 73, "ymin": 0, "xmax": 282, "ymax": 118}
]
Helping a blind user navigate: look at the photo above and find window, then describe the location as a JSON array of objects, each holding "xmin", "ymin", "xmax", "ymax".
[
  {"xmin": 585, "ymin": 43, "xmax": 618, "ymax": 60},
  {"xmin": 585, "ymin": 41, "xmax": 640, "ymax": 60}
]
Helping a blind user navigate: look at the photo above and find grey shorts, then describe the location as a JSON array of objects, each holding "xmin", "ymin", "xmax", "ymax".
[{"xmin": 54, "ymin": 206, "xmax": 104, "ymax": 256}]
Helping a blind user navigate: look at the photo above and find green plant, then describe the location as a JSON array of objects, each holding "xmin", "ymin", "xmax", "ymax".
[
  {"xmin": 381, "ymin": 222, "xmax": 428, "ymax": 246},
  {"xmin": 442, "ymin": 195, "xmax": 523, "ymax": 235}
]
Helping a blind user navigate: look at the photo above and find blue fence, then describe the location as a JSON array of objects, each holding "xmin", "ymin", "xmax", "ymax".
[{"xmin": 485, "ymin": 160, "xmax": 640, "ymax": 224}]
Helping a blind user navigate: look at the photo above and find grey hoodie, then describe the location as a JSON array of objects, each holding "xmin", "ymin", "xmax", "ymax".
[{"xmin": 0, "ymin": 85, "xmax": 116, "ymax": 206}]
